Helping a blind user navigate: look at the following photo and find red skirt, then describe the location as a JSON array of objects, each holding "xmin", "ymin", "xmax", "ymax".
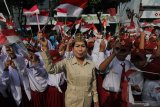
[
  {"xmin": 96, "ymin": 74, "xmax": 110, "ymax": 107},
  {"xmin": 46, "ymin": 86, "xmax": 65, "ymax": 107},
  {"xmin": 31, "ymin": 89, "xmax": 47, "ymax": 107},
  {"xmin": 19, "ymin": 88, "xmax": 32, "ymax": 107}
]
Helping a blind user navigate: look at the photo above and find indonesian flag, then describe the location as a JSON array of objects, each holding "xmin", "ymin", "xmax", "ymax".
[
  {"xmin": 23, "ymin": 5, "xmax": 40, "ymax": 15},
  {"xmin": 0, "ymin": 32, "xmax": 7, "ymax": 45},
  {"xmin": 0, "ymin": 29, "xmax": 20, "ymax": 45},
  {"xmin": 153, "ymin": 19, "xmax": 160, "ymax": 26},
  {"xmin": 141, "ymin": 22, "xmax": 150, "ymax": 27},
  {"xmin": 0, "ymin": 13, "xmax": 6, "ymax": 22},
  {"xmin": 91, "ymin": 23, "xmax": 98, "ymax": 35},
  {"xmin": 75, "ymin": 18, "xmax": 82, "ymax": 29},
  {"xmin": 55, "ymin": 0, "xmax": 89, "ymax": 17},
  {"xmin": 80, "ymin": 23, "xmax": 92, "ymax": 33},
  {"xmin": 144, "ymin": 27, "xmax": 153, "ymax": 36},
  {"xmin": 25, "ymin": 25, "xmax": 32, "ymax": 31},
  {"xmin": 26, "ymin": 10, "xmax": 49, "ymax": 25},
  {"xmin": 56, "ymin": 8, "xmax": 67, "ymax": 17}
]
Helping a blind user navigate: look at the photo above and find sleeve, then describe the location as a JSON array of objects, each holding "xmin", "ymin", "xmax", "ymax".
[
  {"xmin": 1, "ymin": 70, "xmax": 10, "ymax": 86},
  {"xmin": 40, "ymin": 51, "xmax": 66, "ymax": 74},
  {"xmin": 93, "ymin": 52, "xmax": 105, "ymax": 70},
  {"xmin": 91, "ymin": 68, "xmax": 98, "ymax": 102}
]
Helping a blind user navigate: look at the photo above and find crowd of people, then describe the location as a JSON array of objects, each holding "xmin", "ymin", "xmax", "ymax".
[{"xmin": 0, "ymin": 24, "xmax": 160, "ymax": 107}]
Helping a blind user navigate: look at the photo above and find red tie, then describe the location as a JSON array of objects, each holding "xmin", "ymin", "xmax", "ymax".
[{"xmin": 120, "ymin": 62, "xmax": 129, "ymax": 103}]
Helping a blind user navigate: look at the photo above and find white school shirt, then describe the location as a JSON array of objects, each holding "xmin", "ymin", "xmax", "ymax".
[
  {"xmin": 27, "ymin": 64, "xmax": 48, "ymax": 92},
  {"xmin": 97, "ymin": 52, "xmax": 132, "ymax": 92},
  {"xmin": 47, "ymin": 72, "xmax": 65, "ymax": 93},
  {"xmin": 8, "ymin": 67, "xmax": 22, "ymax": 106},
  {"xmin": 12, "ymin": 55, "xmax": 31, "ymax": 102}
]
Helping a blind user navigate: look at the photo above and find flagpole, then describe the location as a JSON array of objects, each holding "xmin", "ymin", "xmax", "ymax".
[
  {"xmin": 36, "ymin": 14, "xmax": 41, "ymax": 32},
  {"xmin": 3, "ymin": 0, "xmax": 11, "ymax": 16}
]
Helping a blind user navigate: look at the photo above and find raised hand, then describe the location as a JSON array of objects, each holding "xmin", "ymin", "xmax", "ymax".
[{"xmin": 99, "ymin": 39, "xmax": 106, "ymax": 52}]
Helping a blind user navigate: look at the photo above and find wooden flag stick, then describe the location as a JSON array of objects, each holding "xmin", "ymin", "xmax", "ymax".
[{"xmin": 36, "ymin": 14, "xmax": 41, "ymax": 32}]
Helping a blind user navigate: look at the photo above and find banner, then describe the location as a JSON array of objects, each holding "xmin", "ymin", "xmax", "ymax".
[
  {"xmin": 142, "ymin": 0, "xmax": 160, "ymax": 6},
  {"xmin": 141, "ymin": 11, "xmax": 160, "ymax": 18}
]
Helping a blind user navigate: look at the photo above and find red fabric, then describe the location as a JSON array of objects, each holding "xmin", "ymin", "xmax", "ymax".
[
  {"xmin": 31, "ymin": 90, "xmax": 47, "ymax": 107},
  {"xmin": 60, "ymin": 0, "xmax": 89, "ymax": 8},
  {"xmin": 120, "ymin": 63, "xmax": 129, "ymax": 106},
  {"xmin": 107, "ymin": 8, "xmax": 116, "ymax": 16},
  {"xmin": 121, "ymin": 80, "xmax": 129, "ymax": 102},
  {"xmin": 46, "ymin": 86, "xmax": 65, "ymax": 107},
  {"xmin": 101, "ymin": 91, "xmax": 122, "ymax": 107},
  {"xmin": 96, "ymin": 74, "xmax": 109, "ymax": 106},
  {"xmin": 142, "ymin": 59, "xmax": 160, "ymax": 80},
  {"xmin": 23, "ymin": 5, "xmax": 39, "ymax": 14},
  {"xmin": 0, "ymin": 33, "xmax": 7, "ymax": 45}
]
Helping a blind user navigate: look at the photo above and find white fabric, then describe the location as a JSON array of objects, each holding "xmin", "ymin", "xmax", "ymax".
[
  {"xmin": 9, "ymin": 67, "xmax": 22, "ymax": 105},
  {"xmin": 142, "ymin": 79, "xmax": 160, "ymax": 106},
  {"xmin": 12, "ymin": 56, "xmax": 31, "ymax": 101},
  {"xmin": 0, "ymin": 70, "xmax": 9, "ymax": 98},
  {"xmin": 47, "ymin": 73, "xmax": 65, "ymax": 93},
  {"xmin": 27, "ymin": 64, "xmax": 48, "ymax": 92},
  {"xmin": 99, "ymin": 56, "xmax": 132, "ymax": 92},
  {"xmin": 128, "ymin": 71, "xmax": 144, "ymax": 95}
]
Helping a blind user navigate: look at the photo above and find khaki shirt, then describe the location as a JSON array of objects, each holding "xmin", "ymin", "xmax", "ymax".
[{"xmin": 40, "ymin": 51, "xmax": 98, "ymax": 107}]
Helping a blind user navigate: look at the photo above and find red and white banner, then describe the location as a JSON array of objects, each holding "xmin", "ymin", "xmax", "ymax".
[
  {"xmin": 23, "ymin": 5, "xmax": 40, "ymax": 15},
  {"xmin": 55, "ymin": 0, "xmax": 89, "ymax": 17},
  {"xmin": 0, "ymin": 13, "xmax": 6, "ymax": 22}
]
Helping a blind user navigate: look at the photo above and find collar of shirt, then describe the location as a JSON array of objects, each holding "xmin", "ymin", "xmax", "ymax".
[{"xmin": 71, "ymin": 57, "xmax": 91, "ymax": 66}]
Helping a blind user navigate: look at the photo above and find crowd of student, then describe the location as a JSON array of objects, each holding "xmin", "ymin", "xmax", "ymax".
[{"xmin": 0, "ymin": 26, "xmax": 160, "ymax": 107}]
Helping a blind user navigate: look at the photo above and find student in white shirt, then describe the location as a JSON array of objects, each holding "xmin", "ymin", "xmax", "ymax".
[
  {"xmin": 4, "ymin": 45, "xmax": 32, "ymax": 107},
  {"xmin": 95, "ymin": 39, "xmax": 133, "ymax": 107}
]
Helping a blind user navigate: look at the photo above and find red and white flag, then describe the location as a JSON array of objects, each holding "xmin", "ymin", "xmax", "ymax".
[
  {"xmin": 0, "ymin": 13, "xmax": 6, "ymax": 22},
  {"xmin": 0, "ymin": 29, "xmax": 20, "ymax": 44},
  {"xmin": 55, "ymin": 0, "xmax": 89, "ymax": 17},
  {"xmin": 80, "ymin": 23, "xmax": 92, "ymax": 33},
  {"xmin": 56, "ymin": 8, "xmax": 67, "ymax": 17},
  {"xmin": 25, "ymin": 25, "xmax": 32, "ymax": 31},
  {"xmin": 153, "ymin": 19, "xmax": 160, "ymax": 26},
  {"xmin": 75, "ymin": 18, "xmax": 82, "ymax": 29},
  {"xmin": 23, "ymin": 5, "xmax": 40, "ymax": 15},
  {"xmin": 26, "ymin": 10, "xmax": 49, "ymax": 25},
  {"xmin": 91, "ymin": 23, "xmax": 98, "ymax": 36}
]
